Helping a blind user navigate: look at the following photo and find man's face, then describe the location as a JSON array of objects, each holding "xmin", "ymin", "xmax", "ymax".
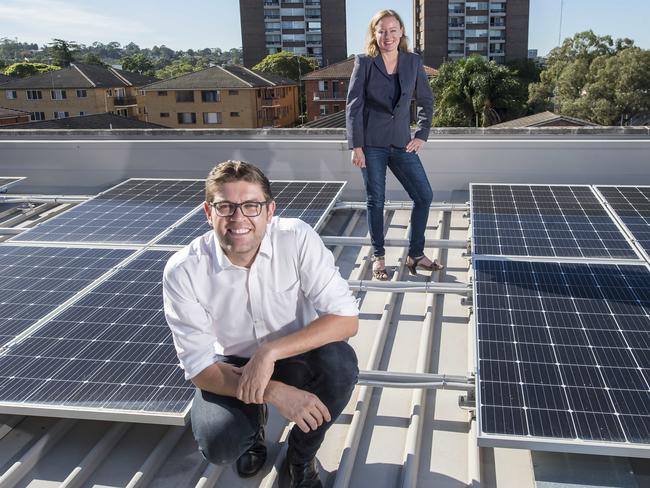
[{"xmin": 204, "ymin": 180, "xmax": 275, "ymax": 267}]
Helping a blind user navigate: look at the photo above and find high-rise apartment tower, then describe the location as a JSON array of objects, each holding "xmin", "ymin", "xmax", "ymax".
[
  {"xmin": 413, "ymin": 0, "xmax": 529, "ymax": 67},
  {"xmin": 239, "ymin": 0, "xmax": 347, "ymax": 68}
]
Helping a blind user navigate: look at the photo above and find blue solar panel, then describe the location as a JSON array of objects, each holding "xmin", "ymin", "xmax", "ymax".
[
  {"xmin": 0, "ymin": 250, "xmax": 193, "ymax": 422},
  {"xmin": 12, "ymin": 179, "xmax": 204, "ymax": 245},
  {"xmin": 156, "ymin": 181, "xmax": 344, "ymax": 246},
  {"xmin": 471, "ymin": 184, "xmax": 638, "ymax": 259},
  {"xmin": 0, "ymin": 246, "xmax": 133, "ymax": 348},
  {"xmin": 597, "ymin": 186, "xmax": 650, "ymax": 260},
  {"xmin": 475, "ymin": 258, "xmax": 650, "ymax": 455}
]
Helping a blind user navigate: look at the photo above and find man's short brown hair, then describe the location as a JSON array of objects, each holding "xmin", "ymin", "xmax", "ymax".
[{"xmin": 205, "ymin": 160, "xmax": 273, "ymax": 203}]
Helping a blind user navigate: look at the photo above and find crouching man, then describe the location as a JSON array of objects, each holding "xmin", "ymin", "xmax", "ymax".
[{"xmin": 163, "ymin": 161, "xmax": 359, "ymax": 488}]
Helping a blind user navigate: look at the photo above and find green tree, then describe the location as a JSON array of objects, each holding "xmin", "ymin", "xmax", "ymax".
[
  {"xmin": 121, "ymin": 53, "xmax": 156, "ymax": 76},
  {"xmin": 252, "ymin": 51, "xmax": 317, "ymax": 81},
  {"xmin": 528, "ymin": 30, "xmax": 639, "ymax": 120},
  {"xmin": 48, "ymin": 38, "xmax": 78, "ymax": 67},
  {"xmin": 3, "ymin": 62, "xmax": 59, "ymax": 77},
  {"xmin": 430, "ymin": 55, "xmax": 521, "ymax": 127},
  {"xmin": 155, "ymin": 59, "xmax": 206, "ymax": 79},
  {"xmin": 81, "ymin": 52, "xmax": 105, "ymax": 65}
]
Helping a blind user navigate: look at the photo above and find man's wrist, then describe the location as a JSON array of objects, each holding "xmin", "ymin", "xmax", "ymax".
[{"xmin": 264, "ymin": 380, "xmax": 284, "ymax": 404}]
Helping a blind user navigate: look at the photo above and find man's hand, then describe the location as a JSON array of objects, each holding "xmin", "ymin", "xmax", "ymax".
[
  {"xmin": 351, "ymin": 147, "xmax": 366, "ymax": 168},
  {"xmin": 236, "ymin": 348, "xmax": 276, "ymax": 404},
  {"xmin": 266, "ymin": 383, "xmax": 331, "ymax": 433}
]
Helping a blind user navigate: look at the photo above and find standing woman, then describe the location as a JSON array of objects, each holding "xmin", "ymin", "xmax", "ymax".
[{"xmin": 346, "ymin": 9, "xmax": 442, "ymax": 280}]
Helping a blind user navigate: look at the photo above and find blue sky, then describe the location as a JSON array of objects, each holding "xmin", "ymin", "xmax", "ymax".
[{"xmin": 0, "ymin": 0, "xmax": 648, "ymax": 56}]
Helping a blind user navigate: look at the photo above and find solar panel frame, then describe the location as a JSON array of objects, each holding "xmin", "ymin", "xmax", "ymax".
[
  {"xmin": 154, "ymin": 180, "xmax": 346, "ymax": 247},
  {"xmin": 10, "ymin": 178, "xmax": 204, "ymax": 246},
  {"xmin": 470, "ymin": 183, "xmax": 641, "ymax": 261},
  {"xmin": 0, "ymin": 177, "xmax": 25, "ymax": 193},
  {"xmin": 473, "ymin": 256, "xmax": 650, "ymax": 458},
  {"xmin": 0, "ymin": 248, "xmax": 193, "ymax": 425},
  {"xmin": 595, "ymin": 185, "xmax": 650, "ymax": 264}
]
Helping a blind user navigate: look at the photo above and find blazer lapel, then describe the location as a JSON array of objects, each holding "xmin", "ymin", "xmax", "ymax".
[{"xmin": 372, "ymin": 55, "xmax": 391, "ymax": 80}]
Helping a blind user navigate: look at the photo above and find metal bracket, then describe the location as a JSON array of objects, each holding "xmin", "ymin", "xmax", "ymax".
[{"xmin": 458, "ymin": 389, "xmax": 476, "ymax": 410}]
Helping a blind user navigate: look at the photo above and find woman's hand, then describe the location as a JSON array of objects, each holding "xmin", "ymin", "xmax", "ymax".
[
  {"xmin": 405, "ymin": 138, "xmax": 425, "ymax": 153},
  {"xmin": 351, "ymin": 147, "xmax": 366, "ymax": 168}
]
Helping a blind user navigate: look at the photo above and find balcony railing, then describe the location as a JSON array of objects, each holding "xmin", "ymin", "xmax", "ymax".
[
  {"xmin": 113, "ymin": 96, "xmax": 137, "ymax": 106},
  {"xmin": 313, "ymin": 91, "xmax": 344, "ymax": 101}
]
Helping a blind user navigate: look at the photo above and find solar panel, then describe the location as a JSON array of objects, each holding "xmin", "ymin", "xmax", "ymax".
[
  {"xmin": 0, "ymin": 177, "xmax": 25, "ymax": 193},
  {"xmin": 596, "ymin": 186, "xmax": 650, "ymax": 260},
  {"xmin": 474, "ymin": 258, "xmax": 650, "ymax": 456},
  {"xmin": 0, "ymin": 249, "xmax": 193, "ymax": 424},
  {"xmin": 156, "ymin": 181, "xmax": 345, "ymax": 246},
  {"xmin": 0, "ymin": 246, "xmax": 133, "ymax": 349},
  {"xmin": 11, "ymin": 179, "xmax": 204, "ymax": 245},
  {"xmin": 471, "ymin": 184, "xmax": 638, "ymax": 259}
]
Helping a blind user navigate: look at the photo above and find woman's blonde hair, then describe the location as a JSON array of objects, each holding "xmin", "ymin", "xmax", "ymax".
[{"xmin": 365, "ymin": 9, "xmax": 410, "ymax": 57}]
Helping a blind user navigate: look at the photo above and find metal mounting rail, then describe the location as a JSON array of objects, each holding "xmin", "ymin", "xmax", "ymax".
[
  {"xmin": 347, "ymin": 280, "xmax": 470, "ymax": 295},
  {"xmin": 358, "ymin": 370, "xmax": 474, "ymax": 391},
  {"xmin": 0, "ymin": 195, "xmax": 90, "ymax": 204},
  {"xmin": 334, "ymin": 201, "xmax": 470, "ymax": 212},
  {"xmin": 0, "ymin": 227, "xmax": 24, "ymax": 235},
  {"xmin": 321, "ymin": 235, "xmax": 468, "ymax": 249}
]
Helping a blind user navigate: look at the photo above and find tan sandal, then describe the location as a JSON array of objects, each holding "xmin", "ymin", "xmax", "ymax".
[
  {"xmin": 371, "ymin": 255, "xmax": 389, "ymax": 281},
  {"xmin": 406, "ymin": 255, "xmax": 444, "ymax": 275}
]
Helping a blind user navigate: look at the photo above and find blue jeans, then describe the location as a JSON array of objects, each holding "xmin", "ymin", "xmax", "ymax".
[
  {"xmin": 191, "ymin": 341, "xmax": 358, "ymax": 465},
  {"xmin": 361, "ymin": 146, "xmax": 433, "ymax": 258}
]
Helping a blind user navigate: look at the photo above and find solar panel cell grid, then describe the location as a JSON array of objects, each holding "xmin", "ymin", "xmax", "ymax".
[
  {"xmin": 12, "ymin": 179, "xmax": 205, "ymax": 244},
  {"xmin": 0, "ymin": 246, "xmax": 133, "ymax": 348},
  {"xmin": 0, "ymin": 250, "xmax": 193, "ymax": 418},
  {"xmin": 598, "ymin": 186, "xmax": 650, "ymax": 259},
  {"xmin": 475, "ymin": 259, "xmax": 650, "ymax": 451},
  {"xmin": 471, "ymin": 184, "xmax": 638, "ymax": 259}
]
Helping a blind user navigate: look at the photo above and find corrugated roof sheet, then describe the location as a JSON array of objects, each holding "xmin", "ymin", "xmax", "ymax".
[
  {"xmin": 0, "ymin": 106, "xmax": 30, "ymax": 118},
  {"xmin": 300, "ymin": 110, "xmax": 346, "ymax": 128},
  {"xmin": 141, "ymin": 65, "xmax": 296, "ymax": 90},
  {"xmin": 490, "ymin": 110, "xmax": 598, "ymax": 128},
  {"xmin": 0, "ymin": 63, "xmax": 157, "ymax": 89},
  {"xmin": 302, "ymin": 55, "xmax": 437, "ymax": 80},
  {"xmin": 5, "ymin": 113, "xmax": 168, "ymax": 129}
]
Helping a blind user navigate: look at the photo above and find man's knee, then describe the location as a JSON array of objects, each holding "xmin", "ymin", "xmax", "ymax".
[
  {"xmin": 312, "ymin": 341, "xmax": 359, "ymax": 389},
  {"xmin": 191, "ymin": 395, "xmax": 255, "ymax": 465}
]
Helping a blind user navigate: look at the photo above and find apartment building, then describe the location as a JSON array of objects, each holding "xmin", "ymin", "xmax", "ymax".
[
  {"xmin": 0, "ymin": 63, "xmax": 156, "ymax": 122},
  {"xmin": 414, "ymin": 0, "xmax": 530, "ymax": 67},
  {"xmin": 138, "ymin": 65, "xmax": 299, "ymax": 128},
  {"xmin": 302, "ymin": 56, "xmax": 437, "ymax": 122},
  {"xmin": 239, "ymin": 0, "xmax": 347, "ymax": 68}
]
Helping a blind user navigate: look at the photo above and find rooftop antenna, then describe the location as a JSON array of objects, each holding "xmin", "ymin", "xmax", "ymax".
[{"xmin": 558, "ymin": 0, "xmax": 564, "ymax": 45}]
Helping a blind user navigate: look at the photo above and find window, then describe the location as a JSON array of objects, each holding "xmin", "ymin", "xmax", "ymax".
[
  {"xmin": 116, "ymin": 108, "xmax": 128, "ymax": 117},
  {"xmin": 53, "ymin": 111, "xmax": 69, "ymax": 119},
  {"xmin": 115, "ymin": 88, "xmax": 126, "ymax": 97},
  {"xmin": 106, "ymin": 89, "xmax": 112, "ymax": 96},
  {"xmin": 76, "ymin": 89, "xmax": 87, "ymax": 98},
  {"xmin": 5, "ymin": 90, "xmax": 17, "ymax": 100},
  {"xmin": 228, "ymin": 90, "xmax": 239, "ymax": 96},
  {"xmin": 79, "ymin": 111, "xmax": 86, "ymax": 116},
  {"xmin": 160, "ymin": 112, "xmax": 170, "ymax": 117},
  {"xmin": 333, "ymin": 104, "xmax": 340, "ymax": 112},
  {"xmin": 30, "ymin": 112, "xmax": 45, "ymax": 121},
  {"xmin": 51, "ymin": 89, "xmax": 67, "ymax": 100},
  {"xmin": 177, "ymin": 112, "xmax": 197, "ymax": 124},
  {"xmin": 203, "ymin": 112, "xmax": 222, "ymax": 124},
  {"xmin": 201, "ymin": 90, "xmax": 220, "ymax": 102},
  {"xmin": 466, "ymin": 15, "xmax": 489, "ymax": 24},
  {"xmin": 230, "ymin": 112, "xmax": 240, "ymax": 117},
  {"xmin": 27, "ymin": 90, "xmax": 42, "ymax": 100},
  {"xmin": 176, "ymin": 91, "xmax": 194, "ymax": 102},
  {"xmin": 319, "ymin": 105, "xmax": 327, "ymax": 116},
  {"xmin": 158, "ymin": 91, "xmax": 168, "ymax": 96},
  {"xmin": 282, "ymin": 20, "xmax": 305, "ymax": 29},
  {"xmin": 318, "ymin": 80, "xmax": 328, "ymax": 91}
]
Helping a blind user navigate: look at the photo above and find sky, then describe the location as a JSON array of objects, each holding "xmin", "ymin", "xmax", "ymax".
[{"xmin": 1, "ymin": 0, "xmax": 649, "ymax": 57}]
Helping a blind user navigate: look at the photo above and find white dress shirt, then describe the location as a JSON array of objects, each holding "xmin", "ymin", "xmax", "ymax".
[{"xmin": 163, "ymin": 217, "xmax": 359, "ymax": 380}]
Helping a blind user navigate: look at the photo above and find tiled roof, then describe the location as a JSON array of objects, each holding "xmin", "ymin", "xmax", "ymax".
[
  {"xmin": 0, "ymin": 73, "xmax": 10, "ymax": 84},
  {"xmin": 140, "ymin": 65, "xmax": 296, "ymax": 90},
  {"xmin": 0, "ymin": 106, "xmax": 30, "ymax": 119},
  {"xmin": 300, "ymin": 110, "xmax": 346, "ymax": 128},
  {"xmin": 5, "ymin": 112, "xmax": 168, "ymax": 129},
  {"xmin": 0, "ymin": 63, "xmax": 157, "ymax": 89},
  {"xmin": 302, "ymin": 55, "xmax": 437, "ymax": 80},
  {"xmin": 491, "ymin": 111, "xmax": 598, "ymax": 128}
]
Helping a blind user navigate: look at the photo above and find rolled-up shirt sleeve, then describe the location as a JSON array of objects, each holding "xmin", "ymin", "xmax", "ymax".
[
  {"xmin": 163, "ymin": 260, "xmax": 218, "ymax": 380},
  {"xmin": 295, "ymin": 221, "xmax": 358, "ymax": 317}
]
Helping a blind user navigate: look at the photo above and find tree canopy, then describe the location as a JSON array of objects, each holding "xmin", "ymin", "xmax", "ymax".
[
  {"xmin": 48, "ymin": 39, "xmax": 78, "ymax": 67},
  {"xmin": 121, "ymin": 53, "xmax": 156, "ymax": 77},
  {"xmin": 252, "ymin": 51, "xmax": 317, "ymax": 81},
  {"xmin": 528, "ymin": 31, "xmax": 650, "ymax": 124},
  {"xmin": 430, "ymin": 55, "xmax": 522, "ymax": 127},
  {"xmin": 3, "ymin": 62, "xmax": 59, "ymax": 78},
  {"xmin": 155, "ymin": 59, "xmax": 207, "ymax": 79}
]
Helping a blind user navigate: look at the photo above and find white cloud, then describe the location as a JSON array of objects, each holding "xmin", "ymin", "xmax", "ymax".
[{"xmin": 0, "ymin": 0, "xmax": 152, "ymax": 44}]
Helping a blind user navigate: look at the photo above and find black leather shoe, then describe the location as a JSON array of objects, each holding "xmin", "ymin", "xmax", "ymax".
[
  {"xmin": 236, "ymin": 405, "xmax": 268, "ymax": 478},
  {"xmin": 288, "ymin": 458, "xmax": 322, "ymax": 488}
]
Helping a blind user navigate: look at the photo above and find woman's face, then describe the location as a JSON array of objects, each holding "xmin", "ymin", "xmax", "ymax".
[{"xmin": 374, "ymin": 16, "xmax": 403, "ymax": 54}]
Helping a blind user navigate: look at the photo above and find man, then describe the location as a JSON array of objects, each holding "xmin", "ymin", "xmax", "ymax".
[{"xmin": 163, "ymin": 160, "xmax": 359, "ymax": 488}]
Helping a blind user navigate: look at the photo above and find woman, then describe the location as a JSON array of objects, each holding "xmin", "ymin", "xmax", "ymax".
[{"xmin": 346, "ymin": 9, "xmax": 442, "ymax": 280}]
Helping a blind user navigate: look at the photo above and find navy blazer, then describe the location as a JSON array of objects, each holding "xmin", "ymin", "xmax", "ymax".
[{"xmin": 346, "ymin": 51, "xmax": 433, "ymax": 149}]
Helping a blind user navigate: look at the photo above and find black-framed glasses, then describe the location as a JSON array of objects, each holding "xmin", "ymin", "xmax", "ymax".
[{"xmin": 209, "ymin": 200, "xmax": 270, "ymax": 217}]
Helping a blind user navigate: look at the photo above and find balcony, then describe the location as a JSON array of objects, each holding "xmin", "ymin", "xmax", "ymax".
[
  {"xmin": 313, "ymin": 91, "xmax": 344, "ymax": 101},
  {"xmin": 113, "ymin": 96, "xmax": 137, "ymax": 106}
]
